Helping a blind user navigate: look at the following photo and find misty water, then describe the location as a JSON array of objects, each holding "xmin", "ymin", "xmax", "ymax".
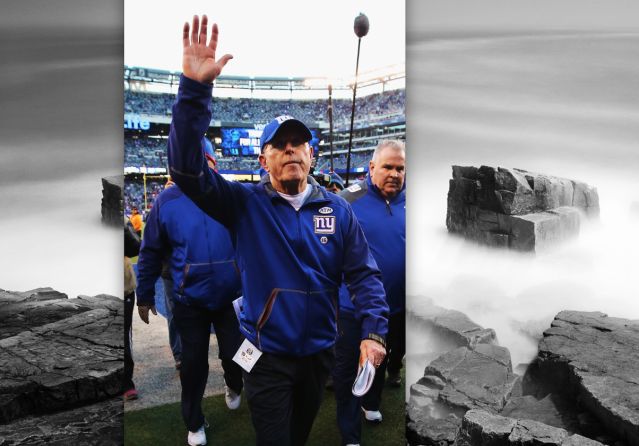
[
  {"xmin": 0, "ymin": 31, "xmax": 122, "ymax": 300},
  {"xmin": 0, "ymin": 171, "xmax": 121, "ymax": 300},
  {"xmin": 406, "ymin": 32, "xmax": 639, "ymax": 391}
]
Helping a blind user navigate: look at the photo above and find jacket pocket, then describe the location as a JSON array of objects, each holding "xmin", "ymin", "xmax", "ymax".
[
  {"xmin": 306, "ymin": 288, "xmax": 339, "ymax": 351},
  {"xmin": 255, "ymin": 288, "xmax": 307, "ymax": 355}
]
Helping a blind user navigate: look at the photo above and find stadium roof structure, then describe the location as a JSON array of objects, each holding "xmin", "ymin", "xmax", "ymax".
[{"xmin": 124, "ymin": 65, "xmax": 405, "ymax": 93}]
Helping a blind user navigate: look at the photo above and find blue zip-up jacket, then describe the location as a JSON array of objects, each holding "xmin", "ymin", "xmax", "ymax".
[
  {"xmin": 168, "ymin": 75, "xmax": 388, "ymax": 356},
  {"xmin": 339, "ymin": 176, "xmax": 406, "ymax": 315},
  {"xmin": 136, "ymin": 184, "xmax": 241, "ymax": 310}
]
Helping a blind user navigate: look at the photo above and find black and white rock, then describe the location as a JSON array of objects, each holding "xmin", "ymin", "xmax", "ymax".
[
  {"xmin": 409, "ymin": 298, "xmax": 496, "ymax": 348},
  {"xmin": 454, "ymin": 409, "xmax": 604, "ymax": 445},
  {"xmin": 0, "ymin": 288, "xmax": 123, "ymax": 443},
  {"xmin": 523, "ymin": 311, "xmax": 639, "ymax": 446},
  {"xmin": 101, "ymin": 175, "xmax": 123, "ymax": 226},
  {"xmin": 0, "ymin": 398, "xmax": 122, "ymax": 446},
  {"xmin": 500, "ymin": 394, "xmax": 580, "ymax": 433},
  {"xmin": 446, "ymin": 165, "xmax": 599, "ymax": 251},
  {"xmin": 407, "ymin": 344, "xmax": 519, "ymax": 445}
]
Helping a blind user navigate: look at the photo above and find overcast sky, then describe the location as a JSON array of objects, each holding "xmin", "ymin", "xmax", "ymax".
[
  {"xmin": 408, "ymin": 0, "xmax": 639, "ymax": 34},
  {"xmin": 124, "ymin": 0, "xmax": 405, "ymax": 79}
]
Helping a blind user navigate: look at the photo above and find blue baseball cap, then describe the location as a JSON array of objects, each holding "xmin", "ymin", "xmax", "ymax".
[
  {"xmin": 327, "ymin": 172, "xmax": 345, "ymax": 190},
  {"xmin": 260, "ymin": 115, "xmax": 312, "ymax": 152}
]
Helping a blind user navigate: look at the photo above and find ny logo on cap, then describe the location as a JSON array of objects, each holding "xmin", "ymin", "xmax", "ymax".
[{"xmin": 275, "ymin": 115, "xmax": 294, "ymax": 124}]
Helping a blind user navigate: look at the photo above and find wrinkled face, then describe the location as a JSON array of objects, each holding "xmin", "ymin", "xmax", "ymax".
[
  {"xmin": 259, "ymin": 127, "xmax": 312, "ymax": 188},
  {"xmin": 369, "ymin": 146, "xmax": 406, "ymax": 199}
]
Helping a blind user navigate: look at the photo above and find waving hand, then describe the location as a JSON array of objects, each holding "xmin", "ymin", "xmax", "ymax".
[{"xmin": 182, "ymin": 15, "xmax": 233, "ymax": 84}]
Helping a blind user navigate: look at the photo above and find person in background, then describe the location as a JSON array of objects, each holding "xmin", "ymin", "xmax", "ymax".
[
  {"xmin": 129, "ymin": 206, "xmax": 143, "ymax": 237},
  {"xmin": 334, "ymin": 140, "xmax": 406, "ymax": 446},
  {"xmin": 326, "ymin": 172, "xmax": 345, "ymax": 194},
  {"xmin": 159, "ymin": 176, "xmax": 183, "ymax": 370},
  {"xmin": 124, "ymin": 217, "xmax": 142, "ymax": 401},
  {"xmin": 137, "ymin": 138, "xmax": 244, "ymax": 446}
]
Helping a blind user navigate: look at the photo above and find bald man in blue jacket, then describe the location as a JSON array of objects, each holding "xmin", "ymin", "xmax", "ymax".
[{"xmin": 335, "ymin": 140, "xmax": 406, "ymax": 446}]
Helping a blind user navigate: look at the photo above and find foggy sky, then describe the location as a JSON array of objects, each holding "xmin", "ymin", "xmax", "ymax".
[
  {"xmin": 408, "ymin": 0, "xmax": 639, "ymax": 36},
  {"xmin": 1, "ymin": 0, "xmax": 121, "ymax": 30}
]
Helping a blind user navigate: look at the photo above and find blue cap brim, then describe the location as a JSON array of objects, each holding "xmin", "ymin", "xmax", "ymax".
[{"xmin": 261, "ymin": 118, "xmax": 312, "ymax": 151}]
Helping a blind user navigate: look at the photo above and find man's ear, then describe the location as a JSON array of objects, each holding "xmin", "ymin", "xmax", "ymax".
[
  {"xmin": 369, "ymin": 159, "xmax": 375, "ymax": 174},
  {"xmin": 258, "ymin": 153, "xmax": 268, "ymax": 171}
]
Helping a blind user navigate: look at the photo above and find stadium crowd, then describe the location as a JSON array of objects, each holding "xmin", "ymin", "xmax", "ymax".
[
  {"xmin": 125, "ymin": 136, "xmax": 380, "ymax": 169},
  {"xmin": 125, "ymin": 138, "xmax": 168, "ymax": 169},
  {"xmin": 125, "ymin": 88, "xmax": 404, "ymax": 125},
  {"xmin": 124, "ymin": 179, "xmax": 165, "ymax": 216}
]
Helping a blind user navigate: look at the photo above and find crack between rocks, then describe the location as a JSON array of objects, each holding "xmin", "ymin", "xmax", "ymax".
[
  {"xmin": 50, "ymin": 335, "xmax": 121, "ymax": 358},
  {"xmin": 38, "ymin": 315, "xmax": 109, "ymax": 334},
  {"xmin": 0, "ymin": 345, "xmax": 47, "ymax": 375},
  {"xmin": 471, "ymin": 349, "xmax": 511, "ymax": 368}
]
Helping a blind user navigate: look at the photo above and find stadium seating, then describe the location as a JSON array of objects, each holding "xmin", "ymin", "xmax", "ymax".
[
  {"xmin": 124, "ymin": 89, "xmax": 405, "ymax": 125},
  {"xmin": 124, "ymin": 80, "xmax": 404, "ymax": 212}
]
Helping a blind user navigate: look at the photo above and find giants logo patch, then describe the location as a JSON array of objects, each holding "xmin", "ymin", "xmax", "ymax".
[{"xmin": 313, "ymin": 216, "xmax": 336, "ymax": 234}]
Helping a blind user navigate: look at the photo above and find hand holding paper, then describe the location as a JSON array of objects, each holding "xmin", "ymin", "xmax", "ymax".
[
  {"xmin": 359, "ymin": 338, "xmax": 386, "ymax": 368},
  {"xmin": 352, "ymin": 359, "xmax": 376, "ymax": 397}
]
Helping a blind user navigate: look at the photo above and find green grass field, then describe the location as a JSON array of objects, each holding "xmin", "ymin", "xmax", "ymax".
[{"xmin": 124, "ymin": 371, "xmax": 406, "ymax": 445}]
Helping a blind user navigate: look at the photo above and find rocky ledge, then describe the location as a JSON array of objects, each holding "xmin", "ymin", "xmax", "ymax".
[
  {"xmin": 455, "ymin": 409, "xmax": 604, "ymax": 445},
  {"xmin": 0, "ymin": 287, "xmax": 123, "ymax": 444},
  {"xmin": 409, "ymin": 298, "xmax": 496, "ymax": 348},
  {"xmin": 446, "ymin": 165, "xmax": 599, "ymax": 251},
  {"xmin": 525, "ymin": 311, "xmax": 639, "ymax": 445},
  {"xmin": 407, "ymin": 306, "xmax": 637, "ymax": 445},
  {"xmin": 407, "ymin": 344, "xmax": 519, "ymax": 445}
]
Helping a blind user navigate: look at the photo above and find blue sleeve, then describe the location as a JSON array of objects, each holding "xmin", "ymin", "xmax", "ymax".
[
  {"xmin": 136, "ymin": 201, "xmax": 167, "ymax": 306},
  {"xmin": 342, "ymin": 208, "xmax": 389, "ymax": 345},
  {"xmin": 167, "ymin": 75, "xmax": 245, "ymax": 228}
]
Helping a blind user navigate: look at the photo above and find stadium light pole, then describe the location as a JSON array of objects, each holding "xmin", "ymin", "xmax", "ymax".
[{"xmin": 345, "ymin": 12, "xmax": 369, "ymax": 187}]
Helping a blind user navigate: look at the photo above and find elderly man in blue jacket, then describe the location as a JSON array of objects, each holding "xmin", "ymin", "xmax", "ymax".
[
  {"xmin": 136, "ymin": 141, "xmax": 244, "ymax": 446},
  {"xmin": 335, "ymin": 140, "xmax": 406, "ymax": 446},
  {"xmin": 167, "ymin": 15, "xmax": 389, "ymax": 446}
]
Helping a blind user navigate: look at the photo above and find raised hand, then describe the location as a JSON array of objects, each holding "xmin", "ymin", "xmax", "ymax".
[{"xmin": 182, "ymin": 15, "xmax": 233, "ymax": 84}]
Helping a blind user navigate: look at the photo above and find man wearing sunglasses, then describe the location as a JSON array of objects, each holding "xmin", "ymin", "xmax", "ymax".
[{"xmin": 167, "ymin": 15, "xmax": 389, "ymax": 446}]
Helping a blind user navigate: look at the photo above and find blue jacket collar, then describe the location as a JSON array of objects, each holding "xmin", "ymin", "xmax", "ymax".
[{"xmin": 260, "ymin": 174, "xmax": 331, "ymax": 206}]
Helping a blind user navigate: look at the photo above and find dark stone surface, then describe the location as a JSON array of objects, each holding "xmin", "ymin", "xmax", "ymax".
[
  {"xmin": 408, "ymin": 299, "xmax": 496, "ymax": 349},
  {"xmin": 407, "ymin": 344, "xmax": 519, "ymax": 445},
  {"xmin": 0, "ymin": 287, "xmax": 123, "ymax": 440},
  {"xmin": 407, "ymin": 384, "xmax": 463, "ymax": 445},
  {"xmin": 500, "ymin": 394, "xmax": 580, "ymax": 433},
  {"xmin": 426, "ymin": 344, "xmax": 518, "ymax": 413},
  {"xmin": 0, "ymin": 398, "xmax": 122, "ymax": 445},
  {"xmin": 524, "ymin": 311, "xmax": 639, "ymax": 446},
  {"xmin": 446, "ymin": 165, "xmax": 599, "ymax": 251},
  {"xmin": 0, "ymin": 288, "xmax": 104, "ymax": 339},
  {"xmin": 101, "ymin": 175, "xmax": 123, "ymax": 226},
  {"xmin": 454, "ymin": 409, "xmax": 604, "ymax": 446}
]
